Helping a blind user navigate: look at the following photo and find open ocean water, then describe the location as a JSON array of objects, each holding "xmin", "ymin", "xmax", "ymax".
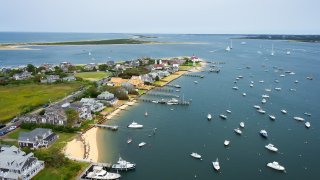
[{"xmin": 1, "ymin": 33, "xmax": 320, "ymax": 179}]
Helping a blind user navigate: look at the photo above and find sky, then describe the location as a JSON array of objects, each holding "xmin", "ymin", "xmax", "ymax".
[{"xmin": 0, "ymin": 0, "xmax": 319, "ymax": 34}]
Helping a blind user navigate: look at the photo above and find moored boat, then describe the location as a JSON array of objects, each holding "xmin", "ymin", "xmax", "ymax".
[
  {"xmin": 234, "ymin": 128, "xmax": 242, "ymax": 135},
  {"xmin": 265, "ymin": 144, "xmax": 278, "ymax": 152},
  {"xmin": 128, "ymin": 121, "xmax": 143, "ymax": 128},
  {"xmin": 226, "ymin": 110, "xmax": 232, "ymax": 113},
  {"xmin": 212, "ymin": 158, "xmax": 220, "ymax": 171},
  {"xmin": 294, "ymin": 116, "xmax": 305, "ymax": 121},
  {"xmin": 112, "ymin": 157, "xmax": 136, "ymax": 170},
  {"xmin": 254, "ymin": 105, "xmax": 261, "ymax": 109},
  {"xmin": 138, "ymin": 142, "xmax": 146, "ymax": 147},
  {"xmin": 269, "ymin": 115, "xmax": 276, "ymax": 120},
  {"xmin": 190, "ymin": 152, "xmax": 202, "ymax": 159},
  {"xmin": 86, "ymin": 166, "xmax": 121, "ymax": 180},
  {"xmin": 239, "ymin": 122, "xmax": 245, "ymax": 128},
  {"xmin": 257, "ymin": 109, "xmax": 266, "ymax": 114},
  {"xmin": 207, "ymin": 114, "xmax": 212, "ymax": 120},
  {"xmin": 224, "ymin": 140, "xmax": 230, "ymax": 146},
  {"xmin": 281, "ymin": 109, "xmax": 287, "ymax": 114},
  {"xmin": 305, "ymin": 122, "xmax": 311, "ymax": 128},
  {"xmin": 260, "ymin": 129, "xmax": 268, "ymax": 138},
  {"xmin": 219, "ymin": 114, "xmax": 227, "ymax": 119},
  {"xmin": 267, "ymin": 161, "xmax": 285, "ymax": 171}
]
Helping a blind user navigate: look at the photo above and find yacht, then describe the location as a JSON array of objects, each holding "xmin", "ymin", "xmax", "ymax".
[
  {"xmin": 138, "ymin": 142, "xmax": 146, "ymax": 147},
  {"xmin": 127, "ymin": 138, "xmax": 132, "ymax": 144},
  {"xmin": 262, "ymin": 94, "xmax": 270, "ymax": 98},
  {"xmin": 260, "ymin": 130, "xmax": 268, "ymax": 138},
  {"xmin": 224, "ymin": 140, "xmax": 230, "ymax": 146},
  {"xmin": 304, "ymin": 112, "xmax": 312, "ymax": 116},
  {"xmin": 112, "ymin": 157, "xmax": 136, "ymax": 170},
  {"xmin": 254, "ymin": 105, "xmax": 261, "ymax": 109},
  {"xmin": 128, "ymin": 121, "xmax": 143, "ymax": 129},
  {"xmin": 293, "ymin": 116, "xmax": 305, "ymax": 121},
  {"xmin": 274, "ymin": 87, "xmax": 281, "ymax": 91},
  {"xmin": 86, "ymin": 166, "xmax": 121, "ymax": 180},
  {"xmin": 226, "ymin": 110, "xmax": 232, "ymax": 113},
  {"xmin": 219, "ymin": 114, "xmax": 227, "ymax": 119},
  {"xmin": 280, "ymin": 74, "xmax": 285, "ymax": 77},
  {"xmin": 240, "ymin": 122, "xmax": 245, "ymax": 128},
  {"xmin": 190, "ymin": 152, "xmax": 202, "ymax": 159},
  {"xmin": 265, "ymin": 144, "xmax": 278, "ymax": 152},
  {"xmin": 269, "ymin": 115, "xmax": 276, "ymax": 120},
  {"xmin": 267, "ymin": 161, "xmax": 285, "ymax": 171},
  {"xmin": 212, "ymin": 158, "xmax": 220, "ymax": 171},
  {"xmin": 305, "ymin": 122, "xmax": 311, "ymax": 128},
  {"xmin": 261, "ymin": 98, "xmax": 267, "ymax": 104},
  {"xmin": 242, "ymin": 93, "xmax": 247, "ymax": 96},
  {"xmin": 207, "ymin": 114, "xmax": 212, "ymax": 120},
  {"xmin": 281, "ymin": 109, "xmax": 287, "ymax": 114},
  {"xmin": 232, "ymin": 86, "xmax": 239, "ymax": 90},
  {"xmin": 250, "ymin": 84, "xmax": 254, "ymax": 87},
  {"xmin": 257, "ymin": 109, "xmax": 266, "ymax": 114},
  {"xmin": 234, "ymin": 128, "xmax": 242, "ymax": 135},
  {"xmin": 226, "ymin": 46, "xmax": 231, "ymax": 51},
  {"xmin": 274, "ymin": 79, "xmax": 280, "ymax": 83}
]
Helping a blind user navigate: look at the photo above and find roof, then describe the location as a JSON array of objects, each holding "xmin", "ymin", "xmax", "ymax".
[
  {"xmin": 18, "ymin": 128, "xmax": 52, "ymax": 142},
  {"xmin": 110, "ymin": 77, "xmax": 128, "ymax": 84}
]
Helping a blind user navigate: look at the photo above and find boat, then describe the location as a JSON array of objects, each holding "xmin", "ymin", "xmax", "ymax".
[
  {"xmin": 274, "ymin": 87, "xmax": 281, "ymax": 91},
  {"xmin": 305, "ymin": 122, "xmax": 311, "ymax": 128},
  {"xmin": 265, "ymin": 144, "xmax": 278, "ymax": 152},
  {"xmin": 265, "ymin": 88, "xmax": 271, "ymax": 92},
  {"xmin": 234, "ymin": 128, "xmax": 242, "ymax": 135},
  {"xmin": 271, "ymin": 44, "xmax": 274, "ymax": 56},
  {"xmin": 219, "ymin": 114, "xmax": 227, "ymax": 119},
  {"xmin": 226, "ymin": 110, "xmax": 232, "ymax": 113},
  {"xmin": 128, "ymin": 121, "xmax": 143, "ymax": 128},
  {"xmin": 257, "ymin": 109, "xmax": 266, "ymax": 114},
  {"xmin": 254, "ymin": 105, "xmax": 261, "ymax": 109},
  {"xmin": 260, "ymin": 129, "xmax": 268, "ymax": 138},
  {"xmin": 269, "ymin": 115, "xmax": 276, "ymax": 120},
  {"xmin": 259, "ymin": 80, "xmax": 264, "ymax": 83},
  {"xmin": 274, "ymin": 79, "xmax": 280, "ymax": 83},
  {"xmin": 151, "ymin": 100, "xmax": 158, "ymax": 104},
  {"xmin": 194, "ymin": 81, "xmax": 198, "ymax": 84},
  {"xmin": 86, "ymin": 166, "xmax": 121, "ymax": 180},
  {"xmin": 290, "ymin": 72, "xmax": 295, "ymax": 75},
  {"xmin": 261, "ymin": 98, "xmax": 267, "ymax": 104},
  {"xmin": 212, "ymin": 158, "xmax": 220, "ymax": 171},
  {"xmin": 240, "ymin": 122, "xmax": 245, "ymax": 128},
  {"xmin": 232, "ymin": 86, "xmax": 239, "ymax": 90},
  {"xmin": 294, "ymin": 80, "xmax": 299, "ymax": 83},
  {"xmin": 127, "ymin": 138, "xmax": 132, "ymax": 144},
  {"xmin": 112, "ymin": 157, "xmax": 136, "ymax": 170},
  {"xmin": 304, "ymin": 112, "xmax": 312, "ymax": 116},
  {"xmin": 306, "ymin": 76, "xmax": 313, "ymax": 80},
  {"xmin": 293, "ymin": 116, "xmax": 305, "ymax": 121},
  {"xmin": 281, "ymin": 109, "xmax": 287, "ymax": 114},
  {"xmin": 242, "ymin": 93, "xmax": 247, "ymax": 96},
  {"xmin": 138, "ymin": 142, "xmax": 146, "ymax": 147},
  {"xmin": 175, "ymin": 85, "xmax": 181, "ymax": 88},
  {"xmin": 175, "ymin": 89, "xmax": 180, "ymax": 92},
  {"xmin": 267, "ymin": 161, "xmax": 285, "ymax": 171},
  {"xmin": 207, "ymin": 114, "xmax": 212, "ymax": 120},
  {"xmin": 290, "ymin": 88, "xmax": 296, "ymax": 91},
  {"xmin": 145, "ymin": 111, "xmax": 148, "ymax": 116},
  {"xmin": 250, "ymin": 84, "xmax": 254, "ymax": 87},
  {"xmin": 190, "ymin": 152, "xmax": 202, "ymax": 159},
  {"xmin": 224, "ymin": 140, "xmax": 230, "ymax": 146},
  {"xmin": 241, "ymin": 41, "xmax": 247, "ymax": 45},
  {"xmin": 262, "ymin": 94, "xmax": 270, "ymax": 98},
  {"xmin": 286, "ymin": 50, "xmax": 291, "ymax": 55},
  {"xmin": 280, "ymin": 74, "xmax": 285, "ymax": 77},
  {"xmin": 225, "ymin": 46, "xmax": 231, "ymax": 51},
  {"xmin": 230, "ymin": 40, "xmax": 233, "ymax": 49},
  {"xmin": 88, "ymin": 52, "xmax": 92, "ymax": 56}
]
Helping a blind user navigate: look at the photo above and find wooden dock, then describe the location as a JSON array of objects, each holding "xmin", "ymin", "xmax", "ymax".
[
  {"xmin": 140, "ymin": 98, "xmax": 190, "ymax": 105},
  {"xmin": 94, "ymin": 124, "xmax": 118, "ymax": 131},
  {"xmin": 183, "ymin": 74, "xmax": 205, "ymax": 78},
  {"xmin": 146, "ymin": 92, "xmax": 179, "ymax": 98}
]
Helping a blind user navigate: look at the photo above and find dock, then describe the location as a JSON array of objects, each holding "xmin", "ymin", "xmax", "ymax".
[
  {"xmin": 146, "ymin": 92, "xmax": 179, "ymax": 98},
  {"xmin": 79, "ymin": 163, "xmax": 113, "ymax": 180},
  {"xmin": 165, "ymin": 84, "xmax": 181, "ymax": 88},
  {"xmin": 153, "ymin": 87, "xmax": 174, "ymax": 92},
  {"xmin": 140, "ymin": 98, "xmax": 190, "ymax": 105},
  {"xmin": 183, "ymin": 74, "xmax": 205, "ymax": 78},
  {"xmin": 94, "ymin": 124, "xmax": 118, "ymax": 131}
]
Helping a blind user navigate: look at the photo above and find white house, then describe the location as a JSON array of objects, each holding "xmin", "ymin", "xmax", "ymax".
[
  {"xmin": 97, "ymin": 91, "xmax": 118, "ymax": 105},
  {"xmin": 80, "ymin": 98, "xmax": 105, "ymax": 112}
]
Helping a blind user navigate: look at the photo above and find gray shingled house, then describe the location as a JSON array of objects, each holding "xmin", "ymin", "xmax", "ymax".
[{"xmin": 18, "ymin": 128, "xmax": 58, "ymax": 149}]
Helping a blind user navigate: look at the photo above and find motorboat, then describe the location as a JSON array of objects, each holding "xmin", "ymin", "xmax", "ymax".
[
  {"xmin": 304, "ymin": 112, "xmax": 312, "ymax": 116},
  {"xmin": 281, "ymin": 109, "xmax": 287, "ymax": 114},
  {"xmin": 242, "ymin": 93, "xmax": 247, "ymax": 96},
  {"xmin": 232, "ymin": 86, "xmax": 239, "ymax": 90},
  {"xmin": 112, "ymin": 157, "xmax": 136, "ymax": 170},
  {"xmin": 212, "ymin": 158, "xmax": 220, "ymax": 171},
  {"xmin": 250, "ymin": 81, "xmax": 254, "ymax": 84},
  {"xmin": 128, "ymin": 121, "xmax": 143, "ymax": 128},
  {"xmin": 254, "ymin": 105, "xmax": 261, "ymax": 109},
  {"xmin": 269, "ymin": 115, "xmax": 276, "ymax": 120},
  {"xmin": 290, "ymin": 72, "xmax": 295, "ymax": 75},
  {"xmin": 234, "ymin": 128, "xmax": 242, "ymax": 135},
  {"xmin": 261, "ymin": 98, "xmax": 267, "ymax": 104},
  {"xmin": 290, "ymin": 88, "xmax": 296, "ymax": 91},
  {"xmin": 265, "ymin": 88, "xmax": 271, "ymax": 92},
  {"xmin": 260, "ymin": 129, "xmax": 268, "ymax": 138},
  {"xmin": 305, "ymin": 122, "xmax": 311, "ymax": 128},
  {"xmin": 226, "ymin": 110, "xmax": 232, "ymax": 113},
  {"xmin": 190, "ymin": 152, "xmax": 202, "ymax": 159},
  {"xmin": 250, "ymin": 84, "xmax": 254, "ymax": 87},
  {"xmin": 240, "ymin": 122, "xmax": 245, "ymax": 128},
  {"xmin": 194, "ymin": 81, "xmax": 198, "ymax": 84},
  {"xmin": 262, "ymin": 94, "xmax": 270, "ymax": 98},
  {"xmin": 274, "ymin": 79, "xmax": 280, "ymax": 83},
  {"xmin": 224, "ymin": 140, "xmax": 230, "ymax": 146},
  {"xmin": 219, "ymin": 114, "xmax": 227, "ymax": 119},
  {"xmin": 207, "ymin": 114, "xmax": 212, "ymax": 120},
  {"xmin": 265, "ymin": 144, "xmax": 278, "ymax": 152},
  {"xmin": 294, "ymin": 80, "xmax": 299, "ymax": 83},
  {"xmin": 286, "ymin": 50, "xmax": 291, "ymax": 55},
  {"xmin": 86, "ymin": 166, "xmax": 121, "ymax": 180},
  {"xmin": 127, "ymin": 138, "xmax": 132, "ymax": 144},
  {"xmin": 294, "ymin": 117, "xmax": 305, "ymax": 121},
  {"xmin": 257, "ymin": 109, "xmax": 266, "ymax": 114},
  {"xmin": 280, "ymin": 74, "xmax": 285, "ymax": 77},
  {"xmin": 151, "ymin": 100, "xmax": 158, "ymax": 104},
  {"xmin": 267, "ymin": 161, "xmax": 285, "ymax": 171},
  {"xmin": 259, "ymin": 80, "xmax": 264, "ymax": 83},
  {"xmin": 145, "ymin": 111, "xmax": 148, "ymax": 116},
  {"xmin": 274, "ymin": 87, "xmax": 281, "ymax": 91},
  {"xmin": 138, "ymin": 142, "xmax": 146, "ymax": 147},
  {"xmin": 306, "ymin": 76, "xmax": 313, "ymax": 80}
]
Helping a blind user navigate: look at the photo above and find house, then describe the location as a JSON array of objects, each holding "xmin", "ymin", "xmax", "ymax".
[
  {"xmin": 121, "ymin": 82, "xmax": 135, "ymax": 91},
  {"xmin": 0, "ymin": 145, "xmax": 44, "ymax": 180},
  {"xmin": 84, "ymin": 63, "xmax": 97, "ymax": 71},
  {"xmin": 40, "ymin": 63, "xmax": 55, "ymax": 72},
  {"xmin": 40, "ymin": 75, "xmax": 60, "ymax": 83},
  {"xmin": 114, "ymin": 64, "xmax": 126, "ymax": 71},
  {"xmin": 59, "ymin": 62, "xmax": 72, "ymax": 72},
  {"xmin": 43, "ymin": 108, "xmax": 68, "ymax": 125},
  {"xmin": 128, "ymin": 76, "xmax": 144, "ymax": 87},
  {"xmin": 12, "ymin": 71, "xmax": 32, "ymax": 80},
  {"xmin": 97, "ymin": 91, "xmax": 118, "ymax": 105},
  {"xmin": 157, "ymin": 71, "xmax": 170, "ymax": 78},
  {"xmin": 171, "ymin": 61, "xmax": 180, "ymax": 68},
  {"xmin": 18, "ymin": 128, "xmax": 58, "ymax": 149},
  {"xmin": 80, "ymin": 98, "xmax": 105, "ymax": 112},
  {"xmin": 153, "ymin": 64, "xmax": 164, "ymax": 70},
  {"xmin": 65, "ymin": 102, "xmax": 92, "ymax": 120},
  {"xmin": 62, "ymin": 75, "xmax": 76, "ymax": 82},
  {"xmin": 110, "ymin": 77, "xmax": 128, "ymax": 86},
  {"xmin": 140, "ymin": 74, "xmax": 154, "ymax": 84}
]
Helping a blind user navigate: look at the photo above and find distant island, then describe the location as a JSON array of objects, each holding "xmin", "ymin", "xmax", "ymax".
[{"xmin": 237, "ymin": 35, "xmax": 320, "ymax": 43}]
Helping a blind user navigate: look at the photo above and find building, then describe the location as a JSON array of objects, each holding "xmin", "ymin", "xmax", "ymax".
[
  {"xmin": 80, "ymin": 98, "xmax": 105, "ymax": 112},
  {"xmin": 12, "ymin": 71, "xmax": 32, "ymax": 80},
  {"xmin": 84, "ymin": 63, "xmax": 97, "ymax": 71},
  {"xmin": 140, "ymin": 74, "xmax": 154, "ymax": 84},
  {"xmin": 18, "ymin": 128, "xmax": 58, "ymax": 149},
  {"xmin": 106, "ymin": 61, "xmax": 115, "ymax": 66},
  {"xmin": 20, "ymin": 108, "xmax": 68, "ymax": 126},
  {"xmin": 97, "ymin": 91, "xmax": 118, "ymax": 105},
  {"xmin": 62, "ymin": 75, "xmax": 76, "ymax": 82},
  {"xmin": 0, "ymin": 145, "xmax": 44, "ymax": 180},
  {"xmin": 40, "ymin": 75, "xmax": 60, "ymax": 83},
  {"xmin": 59, "ymin": 62, "xmax": 72, "ymax": 72}
]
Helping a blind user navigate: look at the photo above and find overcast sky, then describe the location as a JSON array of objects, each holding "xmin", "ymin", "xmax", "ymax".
[{"xmin": 0, "ymin": 0, "xmax": 319, "ymax": 34}]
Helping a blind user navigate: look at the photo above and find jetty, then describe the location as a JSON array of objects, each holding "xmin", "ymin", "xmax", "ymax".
[
  {"xmin": 183, "ymin": 74, "xmax": 205, "ymax": 78},
  {"xmin": 94, "ymin": 124, "xmax": 118, "ymax": 131}
]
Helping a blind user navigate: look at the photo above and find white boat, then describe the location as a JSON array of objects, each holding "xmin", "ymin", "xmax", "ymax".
[
  {"xmin": 274, "ymin": 79, "xmax": 280, "ymax": 83},
  {"xmin": 293, "ymin": 116, "xmax": 305, "ymax": 121},
  {"xmin": 194, "ymin": 81, "xmax": 198, "ymax": 84},
  {"xmin": 138, "ymin": 142, "xmax": 146, "ymax": 147},
  {"xmin": 240, "ymin": 122, "xmax": 245, "ymax": 128},
  {"xmin": 112, "ymin": 157, "xmax": 136, "ymax": 170},
  {"xmin": 241, "ymin": 41, "xmax": 247, "ymax": 45},
  {"xmin": 261, "ymin": 98, "xmax": 267, "ymax": 104},
  {"xmin": 306, "ymin": 76, "xmax": 313, "ymax": 80},
  {"xmin": 269, "ymin": 115, "xmax": 276, "ymax": 120},
  {"xmin": 254, "ymin": 105, "xmax": 261, "ymax": 109},
  {"xmin": 234, "ymin": 128, "xmax": 242, "ymax": 135},
  {"xmin": 259, "ymin": 80, "xmax": 264, "ymax": 83},
  {"xmin": 265, "ymin": 88, "xmax": 271, "ymax": 92},
  {"xmin": 219, "ymin": 114, "xmax": 227, "ymax": 119},
  {"xmin": 86, "ymin": 166, "xmax": 121, "ymax": 180},
  {"xmin": 145, "ymin": 111, "xmax": 148, "ymax": 116},
  {"xmin": 207, "ymin": 114, "xmax": 212, "ymax": 120},
  {"xmin": 260, "ymin": 130, "xmax": 268, "ymax": 138},
  {"xmin": 250, "ymin": 81, "xmax": 254, "ymax": 84},
  {"xmin": 290, "ymin": 88, "xmax": 296, "ymax": 91},
  {"xmin": 262, "ymin": 94, "xmax": 270, "ymax": 98},
  {"xmin": 250, "ymin": 84, "xmax": 254, "ymax": 87},
  {"xmin": 274, "ymin": 87, "xmax": 282, "ymax": 91},
  {"xmin": 265, "ymin": 144, "xmax": 278, "ymax": 152},
  {"xmin": 225, "ymin": 46, "xmax": 231, "ymax": 51},
  {"xmin": 128, "ymin": 121, "xmax": 143, "ymax": 128},
  {"xmin": 151, "ymin": 100, "xmax": 158, "ymax": 104},
  {"xmin": 230, "ymin": 40, "xmax": 233, "ymax": 49},
  {"xmin": 226, "ymin": 110, "xmax": 232, "ymax": 113},
  {"xmin": 267, "ymin": 161, "xmax": 285, "ymax": 171},
  {"xmin": 232, "ymin": 86, "xmax": 239, "ymax": 90},
  {"xmin": 212, "ymin": 158, "xmax": 220, "ymax": 171},
  {"xmin": 304, "ymin": 112, "xmax": 311, "ymax": 116},
  {"xmin": 242, "ymin": 93, "xmax": 247, "ymax": 96},
  {"xmin": 271, "ymin": 44, "xmax": 275, "ymax": 56},
  {"xmin": 224, "ymin": 140, "xmax": 230, "ymax": 146},
  {"xmin": 281, "ymin": 109, "xmax": 287, "ymax": 114},
  {"xmin": 127, "ymin": 138, "xmax": 132, "ymax": 144},
  {"xmin": 290, "ymin": 72, "xmax": 295, "ymax": 75},
  {"xmin": 280, "ymin": 74, "xmax": 285, "ymax": 77},
  {"xmin": 190, "ymin": 152, "xmax": 202, "ymax": 159},
  {"xmin": 257, "ymin": 109, "xmax": 266, "ymax": 114},
  {"xmin": 88, "ymin": 52, "xmax": 92, "ymax": 56},
  {"xmin": 294, "ymin": 80, "xmax": 299, "ymax": 83},
  {"xmin": 305, "ymin": 122, "xmax": 311, "ymax": 128},
  {"xmin": 286, "ymin": 50, "xmax": 291, "ymax": 55}
]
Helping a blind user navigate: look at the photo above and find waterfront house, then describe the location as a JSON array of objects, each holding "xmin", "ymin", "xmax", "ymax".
[
  {"xmin": 0, "ymin": 145, "xmax": 44, "ymax": 180},
  {"xmin": 121, "ymin": 82, "xmax": 135, "ymax": 91},
  {"xmin": 97, "ymin": 91, "xmax": 118, "ymax": 105},
  {"xmin": 80, "ymin": 98, "xmax": 105, "ymax": 112},
  {"xmin": 110, "ymin": 77, "xmax": 128, "ymax": 86},
  {"xmin": 40, "ymin": 63, "xmax": 55, "ymax": 72},
  {"xmin": 12, "ymin": 71, "xmax": 32, "ymax": 80},
  {"xmin": 20, "ymin": 107, "xmax": 67, "ymax": 126},
  {"xmin": 128, "ymin": 76, "xmax": 144, "ymax": 87},
  {"xmin": 140, "ymin": 74, "xmax": 154, "ymax": 84},
  {"xmin": 64, "ymin": 102, "xmax": 93, "ymax": 120},
  {"xmin": 59, "ymin": 61, "xmax": 72, "ymax": 72},
  {"xmin": 18, "ymin": 128, "xmax": 58, "ymax": 149}
]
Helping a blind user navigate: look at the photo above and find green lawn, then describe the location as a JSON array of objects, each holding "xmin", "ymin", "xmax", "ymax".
[
  {"xmin": 75, "ymin": 71, "xmax": 111, "ymax": 81},
  {"xmin": 6, "ymin": 128, "xmax": 30, "ymax": 139},
  {"xmin": 0, "ymin": 82, "xmax": 83, "ymax": 123}
]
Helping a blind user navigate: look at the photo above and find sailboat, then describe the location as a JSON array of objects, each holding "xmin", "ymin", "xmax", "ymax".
[
  {"xmin": 225, "ymin": 46, "xmax": 231, "ymax": 51},
  {"xmin": 271, "ymin": 44, "xmax": 274, "ymax": 56},
  {"xmin": 230, "ymin": 39, "xmax": 233, "ymax": 49},
  {"xmin": 88, "ymin": 51, "xmax": 92, "ymax": 56},
  {"xmin": 145, "ymin": 111, "xmax": 148, "ymax": 116}
]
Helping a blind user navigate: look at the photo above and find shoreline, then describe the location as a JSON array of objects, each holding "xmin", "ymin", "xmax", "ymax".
[{"xmin": 64, "ymin": 59, "xmax": 206, "ymax": 163}]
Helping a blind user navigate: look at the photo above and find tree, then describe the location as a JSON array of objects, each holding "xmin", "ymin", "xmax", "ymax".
[
  {"xmin": 65, "ymin": 109, "xmax": 80, "ymax": 126},
  {"xmin": 98, "ymin": 64, "xmax": 108, "ymax": 71},
  {"xmin": 155, "ymin": 76, "xmax": 160, "ymax": 81},
  {"xmin": 26, "ymin": 64, "xmax": 36, "ymax": 74}
]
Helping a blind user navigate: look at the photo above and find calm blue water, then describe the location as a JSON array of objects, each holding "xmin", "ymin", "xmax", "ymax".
[{"xmin": 1, "ymin": 33, "xmax": 320, "ymax": 179}]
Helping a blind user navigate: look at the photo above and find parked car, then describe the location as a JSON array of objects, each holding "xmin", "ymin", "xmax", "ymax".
[
  {"xmin": 0, "ymin": 124, "xmax": 6, "ymax": 129},
  {"xmin": 7, "ymin": 125, "xmax": 17, "ymax": 132},
  {"xmin": 11, "ymin": 117, "xmax": 19, "ymax": 123}
]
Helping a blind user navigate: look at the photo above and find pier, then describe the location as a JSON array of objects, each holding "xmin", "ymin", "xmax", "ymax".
[
  {"xmin": 94, "ymin": 124, "xmax": 118, "ymax": 131},
  {"xmin": 165, "ymin": 84, "xmax": 181, "ymax": 88},
  {"xmin": 209, "ymin": 68, "xmax": 221, "ymax": 73},
  {"xmin": 146, "ymin": 92, "xmax": 179, "ymax": 98},
  {"xmin": 153, "ymin": 87, "xmax": 174, "ymax": 92},
  {"xmin": 183, "ymin": 74, "xmax": 205, "ymax": 78},
  {"xmin": 140, "ymin": 98, "xmax": 191, "ymax": 105}
]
